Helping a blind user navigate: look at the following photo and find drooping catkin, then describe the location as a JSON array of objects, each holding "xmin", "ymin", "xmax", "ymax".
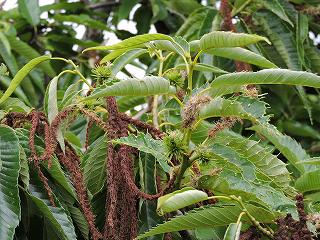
[{"xmin": 57, "ymin": 147, "xmax": 102, "ymax": 240}]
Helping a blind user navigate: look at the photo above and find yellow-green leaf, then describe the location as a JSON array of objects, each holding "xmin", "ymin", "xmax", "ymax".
[
  {"xmin": 157, "ymin": 188, "xmax": 208, "ymax": 215},
  {"xmin": 83, "ymin": 33, "xmax": 173, "ymax": 52},
  {"xmin": 200, "ymin": 31, "xmax": 270, "ymax": 50}
]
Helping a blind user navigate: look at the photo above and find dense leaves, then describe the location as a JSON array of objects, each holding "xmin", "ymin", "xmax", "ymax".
[{"xmin": 0, "ymin": 125, "xmax": 21, "ymax": 240}]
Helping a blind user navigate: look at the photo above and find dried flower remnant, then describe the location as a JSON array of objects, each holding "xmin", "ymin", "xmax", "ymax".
[
  {"xmin": 182, "ymin": 95, "xmax": 211, "ymax": 128},
  {"xmin": 208, "ymin": 117, "xmax": 240, "ymax": 138},
  {"xmin": 307, "ymin": 213, "xmax": 320, "ymax": 230}
]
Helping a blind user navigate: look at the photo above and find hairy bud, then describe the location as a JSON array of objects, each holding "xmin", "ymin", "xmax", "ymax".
[
  {"xmin": 163, "ymin": 130, "xmax": 188, "ymax": 160},
  {"xmin": 91, "ymin": 63, "xmax": 118, "ymax": 86},
  {"xmin": 164, "ymin": 69, "xmax": 185, "ymax": 88}
]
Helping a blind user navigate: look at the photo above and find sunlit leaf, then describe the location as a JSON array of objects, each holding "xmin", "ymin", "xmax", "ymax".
[
  {"xmin": 83, "ymin": 33, "xmax": 173, "ymax": 52},
  {"xmin": 157, "ymin": 188, "xmax": 208, "ymax": 215},
  {"xmin": 200, "ymin": 31, "xmax": 270, "ymax": 50},
  {"xmin": 136, "ymin": 203, "xmax": 275, "ymax": 239},
  {"xmin": 83, "ymin": 76, "xmax": 175, "ymax": 100}
]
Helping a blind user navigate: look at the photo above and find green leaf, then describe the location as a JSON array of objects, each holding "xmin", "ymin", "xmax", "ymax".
[
  {"xmin": 249, "ymin": 124, "xmax": 312, "ymax": 175},
  {"xmin": 47, "ymin": 76, "xmax": 65, "ymax": 152},
  {"xmin": 296, "ymin": 13, "xmax": 308, "ymax": 65},
  {"xmin": 117, "ymin": 0, "xmax": 139, "ymax": 21},
  {"xmin": 83, "ymin": 33, "xmax": 173, "ymax": 52},
  {"xmin": 305, "ymin": 44, "xmax": 320, "ymax": 74},
  {"xmin": 117, "ymin": 96, "xmax": 146, "ymax": 112},
  {"xmin": 111, "ymin": 49, "xmax": 148, "ymax": 74},
  {"xmin": 295, "ymin": 170, "xmax": 320, "ymax": 193},
  {"xmin": 191, "ymin": 121, "xmax": 214, "ymax": 144},
  {"xmin": 199, "ymin": 8, "xmax": 218, "ymax": 37},
  {"xmin": 0, "ymin": 32, "xmax": 11, "ymax": 54},
  {"xmin": 195, "ymin": 227, "xmax": 225, "ymax": 240},
  {"xmin": 0, "ymin": 96, "xmax": 31, "ymax": 113},
  {"xmin": 199, "ymin": 31, "xmax": 270, "ymax": 50},
  {"xmin": 260, "ymin": 0, "xmax": 293, "ymax": 26},
  {"xmin": 19, "ymin": 145, "xmax": 29, "ymax": 189},
  {"xmin": 199, "ymin": 167, "xmax": 293, "ymax": 211},
  {"xmin": 15, "ymin": 129, "xmax": 76, "ymax": 199},
  {"xmin": 0, "ymin": 32, "xmax": 18, "ymax": 74},
  {"xmin": 60, "ymin": 82, "xmax": 82, "ymax": 109},
  {"xmin": 223, "ymin": 70, "xmax": 312, "ymax": 122},
  {"xmin": 112, "ymin": 132, "xmax": 170, "ymax": 172},
  {"xmin": 83, "ymin": 76, "xmax": 176, "ymax": 101},
  {"xmin": 100, "ymin": 49, "xmax": 130, "ymax": 63},
  {"xmin": 53, "ymin": 14, "xmax": 110, "ymax": 30},
  {"xmin": 18, "ymin": 0, "xmax": 40, "ymax": 26},
  {"xmin": 0, "ymin": 75, "xmax": 30, "ymax": 105},
  {"xmin": 6, "ymin": 35, "xmax": 56, "ymax": 77},
  {"xmin": 134, "ymin": 5, "xmax": 152, "ymax": 34},
  {"xmin": 296, "ymin": 158, "xmax": 320, "ymax": 165},
  {"xmin": 153, "ymin": 40, "xmax": 185, "ymax": 56},
  {"xmin": 0, "ymin": 34, "xmax": 32, "ymax": 105},
  {"xmin": 44, "ymin": 156, "xmax": 77, "ymax": 199},
  {"xmin": 157, "ymin": 188, "xmax": 208, "ymax": 215},
  {"xmin": 150, "ymin": 0, "xmax": 168, "ymax": 22},
  {"xmin": 0, "ymin": 55, "xmax": 51, "ymax": 104},
  {"xmin": 136, "ymin": 203, "xmax": 275, "ymax": 239},
  {"xmin": 232, "ymin": 0, "xmax": 252, "ymax": 16},
  {"xmin": 210, "ymin": 69, "xmax": 320, "ymax": 90},
  {"xmin": 40, "ymin": 2, "xmax": 84, "ymax": 12},
  {"xmin": 205, "ymin": 47, "xmax": 277, "ymax": 69},
  {"xmin": 0, "ymin": 125, "xmax": 21, "ymax": 240},
  {"xmin": 295, "ymin": 86, "xmax": 312, "ymax": 124},
  {"xmin": 28, "ymin": 184, "xmax": 77, "ymax": 240},
  {"xmin": 101, "ymin": 48, "xmax": 147, "ymax": 65},
  {"xmin": 67, "ymin": 206, "xmax": 89, "ymax": 240},
  {"xmin": 194, "ymin": 63, "xmax": 229, "ymax": 74},
  {"xmin": 175, "ymin": 63, "xmax": 228, "ymax": 74},
  {"xmin": 138, "ymin": 153, "xmax": 164, "ymax": 239},
  {"xmin": 281, "ymin": 120, "xmax": 320, "ymax": 140},
  {"xmin": 206, "ymin": 85, "xmax": 244, "ymax": 98},
  {"xmin": 198, "ymin": 96, "xmax": 269, "ymax": 124},
  {"xmin": 173, "ymin": 36, "xmax": 190, "ymax": 57},
  {"xmin": 213, "ymin": 130, "xmax": 291, "ymax": 186},
  {"xmin": 223, "ymin": 222, "xmax": 242, "ymax": 240},
  {"xmin": 176, "ymin": 7, "xmax": 211, "ymax": 39},
  {"xmin": 82, "ymin": 135, "xmax": 107, "ymax": 195},
  {"xmin": 254, "ymin": 11, "xmax": 300, "ymax": 70},
  {"xmin": 164, "ymin": 0, "xmax": 202, "ymax": 15}
]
